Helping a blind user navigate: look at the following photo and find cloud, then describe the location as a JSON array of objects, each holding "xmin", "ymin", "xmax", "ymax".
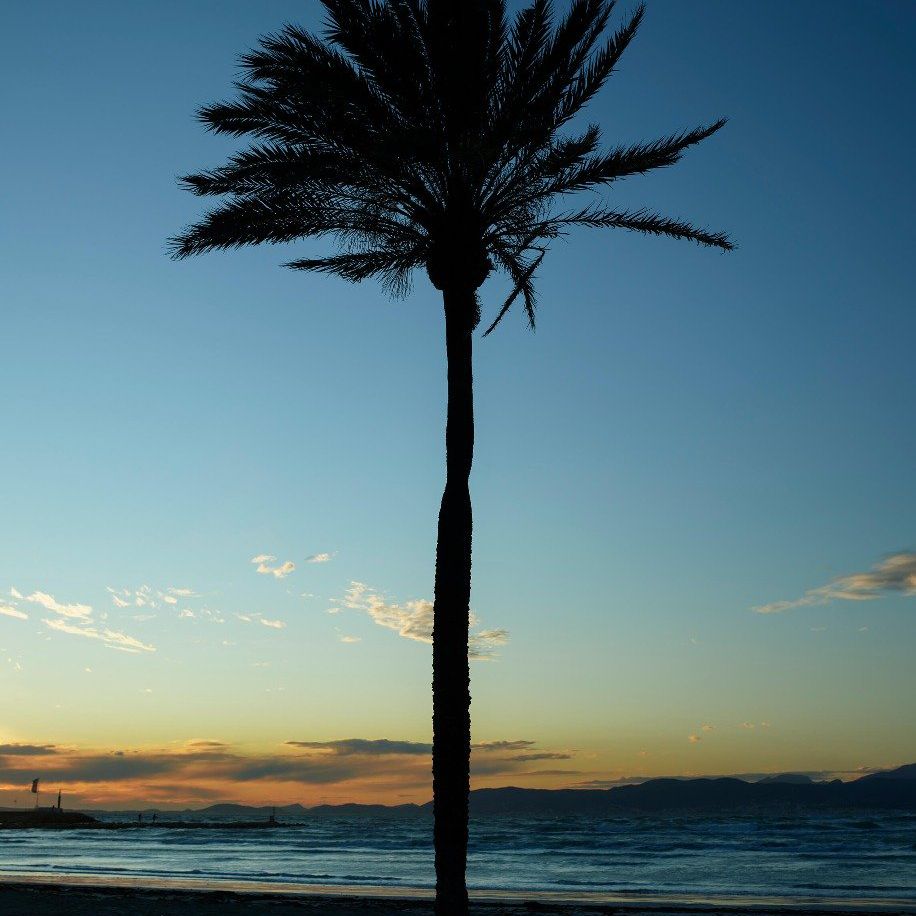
[
  {"xmin": 25, "ymin": 591, "xmax": 92, "ymax": 620},
  {"xmin": 511, "ymin": 752, "xmax": 572, "ymax": 762},
  {"xmin": 132, "ymin": 586, "xmax": 156, "ymax": 608},
  {"xmin": 739, "ymin": 722, "xmax": 755, "ymax": 729},
  {"xmin": 107, "ymin": 586, "xmax": 196, "ymax": 610},
  {"xmin": 330, "ymin": 582, "xmax": 508, "ymax": 659},
  {"xmin": 43, "ymin": 618, "xmax": 155, "ymax": 654},
  {"xmin": 339, "ymin": 635, "xmax": 360, "ymax": 644},
  {"xmin": 472, "ymin": 740, "xmax": 535, "ymax": 752},
  {"xmin": 251, "ymin": 555, "xmax": 295, "ymax": 579},
  {"xmin": 0, "ymin": 605, "xmax": 28, "ymax": 620},
  {"xmin": 306, "ymin": 553, "xmax": 333, "ymax": 564},
  {"xmin": 0, "ymin": 744, "xmax": 57, "ymax": 756},
  {"xmin": 688, "ymin": 734, "xmax": 702, "ymax": 743},
  {"xmin": 470, "ymin": 628, "xmax": 509, "ymax": 656},
  {"xmin": 279, "ymin": 738, "xmax": 570, "ymax": 785},
  {"xmin": 754, "ymin": 552, "xmax": 916, "ymax": 614},
  {"xmin": 179, "ymin": 609, "xmax": 195, "ymax": 619},
  {"xmin": 235, "ymin": 613, "xmax": 285, "ymax": 629},
  {"xmin": 286, "ymin": 739, "xmax": 432, "ymax": 757},
  {"xmin": 701, "ymin": 724, "xmax": 715, "ymax": 732},
  {"xmin": 0, "ymin": 735, "xmax": 581, "ymax": 806}
]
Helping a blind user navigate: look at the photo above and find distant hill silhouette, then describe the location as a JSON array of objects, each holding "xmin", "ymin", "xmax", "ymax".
[
  {"xmin": 73, "ymin": 763, "xmax": 916, "ymax": 819},
  {"xmin": 857, "ymin": 763, "xmax": 916, "ymax": 782},
  {"xmin": 756, "ymin": 773, "xmax": 815, "ymax": 785},
  {"xmin": 462, "ymin": 764, "xmax": 916, "ymax": 813},
  {"xmin": 460, "ymin": 769, "xmax": 915, "ymax": 814}
]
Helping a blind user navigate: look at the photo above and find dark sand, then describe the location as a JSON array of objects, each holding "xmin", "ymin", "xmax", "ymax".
[{"xmin": 1, "ymin": 876, "xmax": 914, "ymax": 916}]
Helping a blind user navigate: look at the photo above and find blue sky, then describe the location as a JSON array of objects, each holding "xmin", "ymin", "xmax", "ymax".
[{"xmin": 1, "ymin": 1, "xmax": 914, "ymax": 805}]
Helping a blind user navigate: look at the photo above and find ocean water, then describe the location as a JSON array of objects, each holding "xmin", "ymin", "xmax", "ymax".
[{"xmin": 1, "ymin": 810, "xmax": 914, "ymax": 901}]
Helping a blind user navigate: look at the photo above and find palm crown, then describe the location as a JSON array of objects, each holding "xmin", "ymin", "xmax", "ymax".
[{"xmin": 170, "ymin": 0, "xmax": 731, "ymax": 333}]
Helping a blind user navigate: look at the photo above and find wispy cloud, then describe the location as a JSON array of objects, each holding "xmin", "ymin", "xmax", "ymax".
[
  {"xmin": 0, "ymin": 605, "xmax": 28, "ymax": 620},
  {"xmin": 6, "ymin": 588, "xmax": 152, "ymax": 652},
  {"xmin": 472, "ymin": 740, "xmax": 535, "ymax": 752},
  {"xmin": 106, "ymin": 586, "xmax": 197, "ymax": 610},
  {"xmin": 235, "ymin": 613, "xmax": 285, "ymax": 630},
  {"xmin": 329, "ymin": 582, "xmax": 508, "ymax": 659},
  {"xmin": 286, "ymin": 739, "xmax": 432, "ymax": 757},
  {"xmin": 43, "ymin": 617, "xmax": 155, "ymax": 654},
  {"xmin": 511, "ymin": 752, "xmax": 572, "ymax": 762},
  {"xmin": 0, "ymin": 743, "xmax": 58, "ymax": 755},
  {"xmin": 306, "ymin": 553, "xmax": 333, "ymax": 564},
  {"xmin": 688, "ymin": 734, "xmax": 702, "ymax": 744},
  {"xmin": 251, "ymin": 555, "xmax": 295, "ymax": 579},
  {"xmin": 339, "ymin": 635, "xmax": 360, "ymax": 644},
  {"xmin": 24, "ymin": 591, "xmax": 92, "ymax": 620},
  {"xmin": 754, "ymin": 552, "xmax": 916, "ymax": 614}
]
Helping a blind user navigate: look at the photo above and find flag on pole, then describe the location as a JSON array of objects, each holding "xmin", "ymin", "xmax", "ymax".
[{"xmin": 31, "ymin": 778, "xmax": 40, "ymax": 794}]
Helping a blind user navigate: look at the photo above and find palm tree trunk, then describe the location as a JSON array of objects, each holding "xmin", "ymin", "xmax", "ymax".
[{"xmin": 432, "ymin": 286, "xmax": 474, "ymax": 916}]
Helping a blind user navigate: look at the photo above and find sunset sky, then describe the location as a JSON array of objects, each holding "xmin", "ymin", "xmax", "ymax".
[{"xmin": 2, "ymin": 1, "xmax": 915, "ymax": 809}]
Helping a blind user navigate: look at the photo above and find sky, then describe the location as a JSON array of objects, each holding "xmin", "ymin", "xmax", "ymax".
[{"xmin": 1, "ymin": 1, "xmax": 914, "ymax": 808}]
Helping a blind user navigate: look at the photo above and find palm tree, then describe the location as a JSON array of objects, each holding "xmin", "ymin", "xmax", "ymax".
[{"xmin": 170, "ymin": 1, "xmax": 731, "ymax": 912}]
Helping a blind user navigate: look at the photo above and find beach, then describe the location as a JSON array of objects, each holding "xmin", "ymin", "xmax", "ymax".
[{"xmin": 2, "ymin": 874, "xmax": 916, "ymax": 916}]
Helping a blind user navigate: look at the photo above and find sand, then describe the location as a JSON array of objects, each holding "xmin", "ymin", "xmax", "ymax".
[{"xmin": 1, "ymin": 875, "xmax": 914, "ymax": 916}]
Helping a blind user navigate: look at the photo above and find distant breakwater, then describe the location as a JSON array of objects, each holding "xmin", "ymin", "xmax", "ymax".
[{"xmin": 0, "ymin": 811, "xmax": 285, "ymax": 831}]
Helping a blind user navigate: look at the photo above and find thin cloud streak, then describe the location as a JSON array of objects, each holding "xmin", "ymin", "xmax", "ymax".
[
  {"xmin": 0, "ymin": 605, "xmax": 28, "ymax": 620},
  {"xmin": 43, "ymin": 618, "xmax": 155, "ymax": 653},
  {"xmin": 754, "ymin": 552, "xmax": 916, "ymax": 614},
  {"xmin": 24, "ymin": 591, "xmax": 92, "ymax": 620}
]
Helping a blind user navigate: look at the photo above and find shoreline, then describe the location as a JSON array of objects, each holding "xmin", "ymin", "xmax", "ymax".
[{"xmin": 1, "ymin": 874, "xmax": 914, "ymax": 915}]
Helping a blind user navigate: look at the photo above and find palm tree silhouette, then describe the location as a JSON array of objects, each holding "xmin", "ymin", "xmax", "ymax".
[{"xmin": 171, "ymin": 2, "xmax": 731, "ymax": 912}]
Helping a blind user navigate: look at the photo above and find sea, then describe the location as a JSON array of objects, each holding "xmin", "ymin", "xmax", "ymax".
[{"xmin": 1, "ymin": 809, "xmax": 915, "ymax": 903}]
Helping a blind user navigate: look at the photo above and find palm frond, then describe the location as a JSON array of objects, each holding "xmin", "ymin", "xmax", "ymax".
[
  {"xmin": 553, "ymin": 205, "xmax": 734, "ymax": 250},
  {"xmin": 285, "ymin": 247, "xmax": 426, "ymax": 296},
  {"xmin": 483, "ymin": 247, "xmax": 545, "ymax": 335},
  {"xmin": 544, "ymin": 119, "xmax": 728, "ymax": 195},
  {"xmin": 555, "ymin": 3, "xmax": 643, "ymax": 125}
]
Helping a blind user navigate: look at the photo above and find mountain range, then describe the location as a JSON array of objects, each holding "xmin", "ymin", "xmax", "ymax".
[{"xmin": 97, "ymin": 763, "xmax": 915, "ymax": 818}]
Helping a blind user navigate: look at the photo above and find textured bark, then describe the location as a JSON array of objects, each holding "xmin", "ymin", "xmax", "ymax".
[{"xmin": 432, "ymin": 286, "xmax": 475, "ymax": 916}]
